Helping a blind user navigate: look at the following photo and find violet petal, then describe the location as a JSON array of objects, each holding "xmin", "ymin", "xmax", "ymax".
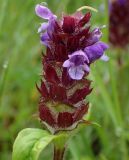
[
  {"xmin": 68, "ymin": 66, "xmax": 85, "ymax": 80},
  {"xmin": 99, "ymin": 41, "xmax": 109, "ymax": 51},
  {"xmin": 35, "ymin": 4, "xmax": 55, "ymax": 19},
  {"xmin": 47, "ymin": 17, "xmax": 56, "ymax": 39},
  {"xmin": 83, "ymin": 64, "xmax": 90, "ymax": 72},
  {"xmin": 40, "ymin": 32, "xmax": 50, "ymax": 46},
  {"xmin": 69, "ymin": 50, "xmax": 89, "ymax": 63},
  {"xmin": 38, "ymin": 22, "xmax": 49, "ymax": 33},
  {"xmin": 84, "ymin": 41, "xmax": 109, "ymax": 63},
  {"xmin": 63, "ymin": 60, "xmax": 72, "ymax": 68},
  {"xmin": 86, "ymin": 28, "xmax": 102, "ymax": 45}
]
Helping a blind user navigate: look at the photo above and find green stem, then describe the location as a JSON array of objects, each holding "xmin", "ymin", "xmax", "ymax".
[
  {"xmin": 53, "ymin": 145, "xmax": 65, "ymax": 160},
  {"xmin": 53, "ymin": 133, "xmax": 68, "ymax": 160}
]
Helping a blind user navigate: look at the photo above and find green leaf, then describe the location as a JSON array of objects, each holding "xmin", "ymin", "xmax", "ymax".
[{"xmin": 12, "ymin": 128, "xmax": 55, "ymax": 160}]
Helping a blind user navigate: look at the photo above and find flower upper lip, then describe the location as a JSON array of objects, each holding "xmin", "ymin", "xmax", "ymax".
[{"xmin": 35, "ymin": 4, "xmax": 57, "ymax": 20}]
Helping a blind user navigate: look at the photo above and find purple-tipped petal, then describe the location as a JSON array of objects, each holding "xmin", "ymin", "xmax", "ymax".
[
  {"xmin": 38, "ymin": 22, "xmax": 49, "ymax": 33},
  {"xmin": 35, "ymin": 4, "xmax": 56, "ymax": 19},
  {"xmin": 68, "ymin": 66, "xmax": 85, "ymax": 80}
]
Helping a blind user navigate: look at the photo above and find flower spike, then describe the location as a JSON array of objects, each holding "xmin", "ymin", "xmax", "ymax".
[{"xmin": 35, "ymin": 4, "xmax": 109, "ymax": 133}]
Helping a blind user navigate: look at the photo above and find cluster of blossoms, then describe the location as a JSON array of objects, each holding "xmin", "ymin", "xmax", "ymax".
[
  {"xmin": 35, "ymin": 4, "xmax": 108, "ymax": 133},
  {"xmin": 109, "ymin": 0, "xmax": 129, "ymax": 47}
]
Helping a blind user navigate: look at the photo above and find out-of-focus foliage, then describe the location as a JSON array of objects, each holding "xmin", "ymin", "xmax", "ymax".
[{"xmin": 0, "ymin": 0, "xmax": 129, "ymax": 160}]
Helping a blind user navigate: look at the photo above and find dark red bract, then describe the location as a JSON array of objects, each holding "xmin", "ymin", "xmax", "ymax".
[{"xmin": 37, "ymin": 59, "xmax": 91, "ymax": 132}]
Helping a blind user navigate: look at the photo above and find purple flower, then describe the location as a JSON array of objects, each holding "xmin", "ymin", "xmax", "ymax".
[
  {"xmin": 63, "ymin": 42, "xmax": 109, "ymax": 80},
  {"xmin": 35, "ymin": 4, "xmax": 57, "ymax": 45},
  {"xmin": 84, "ymin": 41, "xmax": 109, "ymax": 63},
  {"xmin": 63, "ymin": 50, "xmax": 90, "ymax": 80}
]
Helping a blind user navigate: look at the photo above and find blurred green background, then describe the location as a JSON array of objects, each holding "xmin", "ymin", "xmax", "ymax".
[{"xmin": 0, "ymin": 0, "xmax": 129, "ymax": 159}]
